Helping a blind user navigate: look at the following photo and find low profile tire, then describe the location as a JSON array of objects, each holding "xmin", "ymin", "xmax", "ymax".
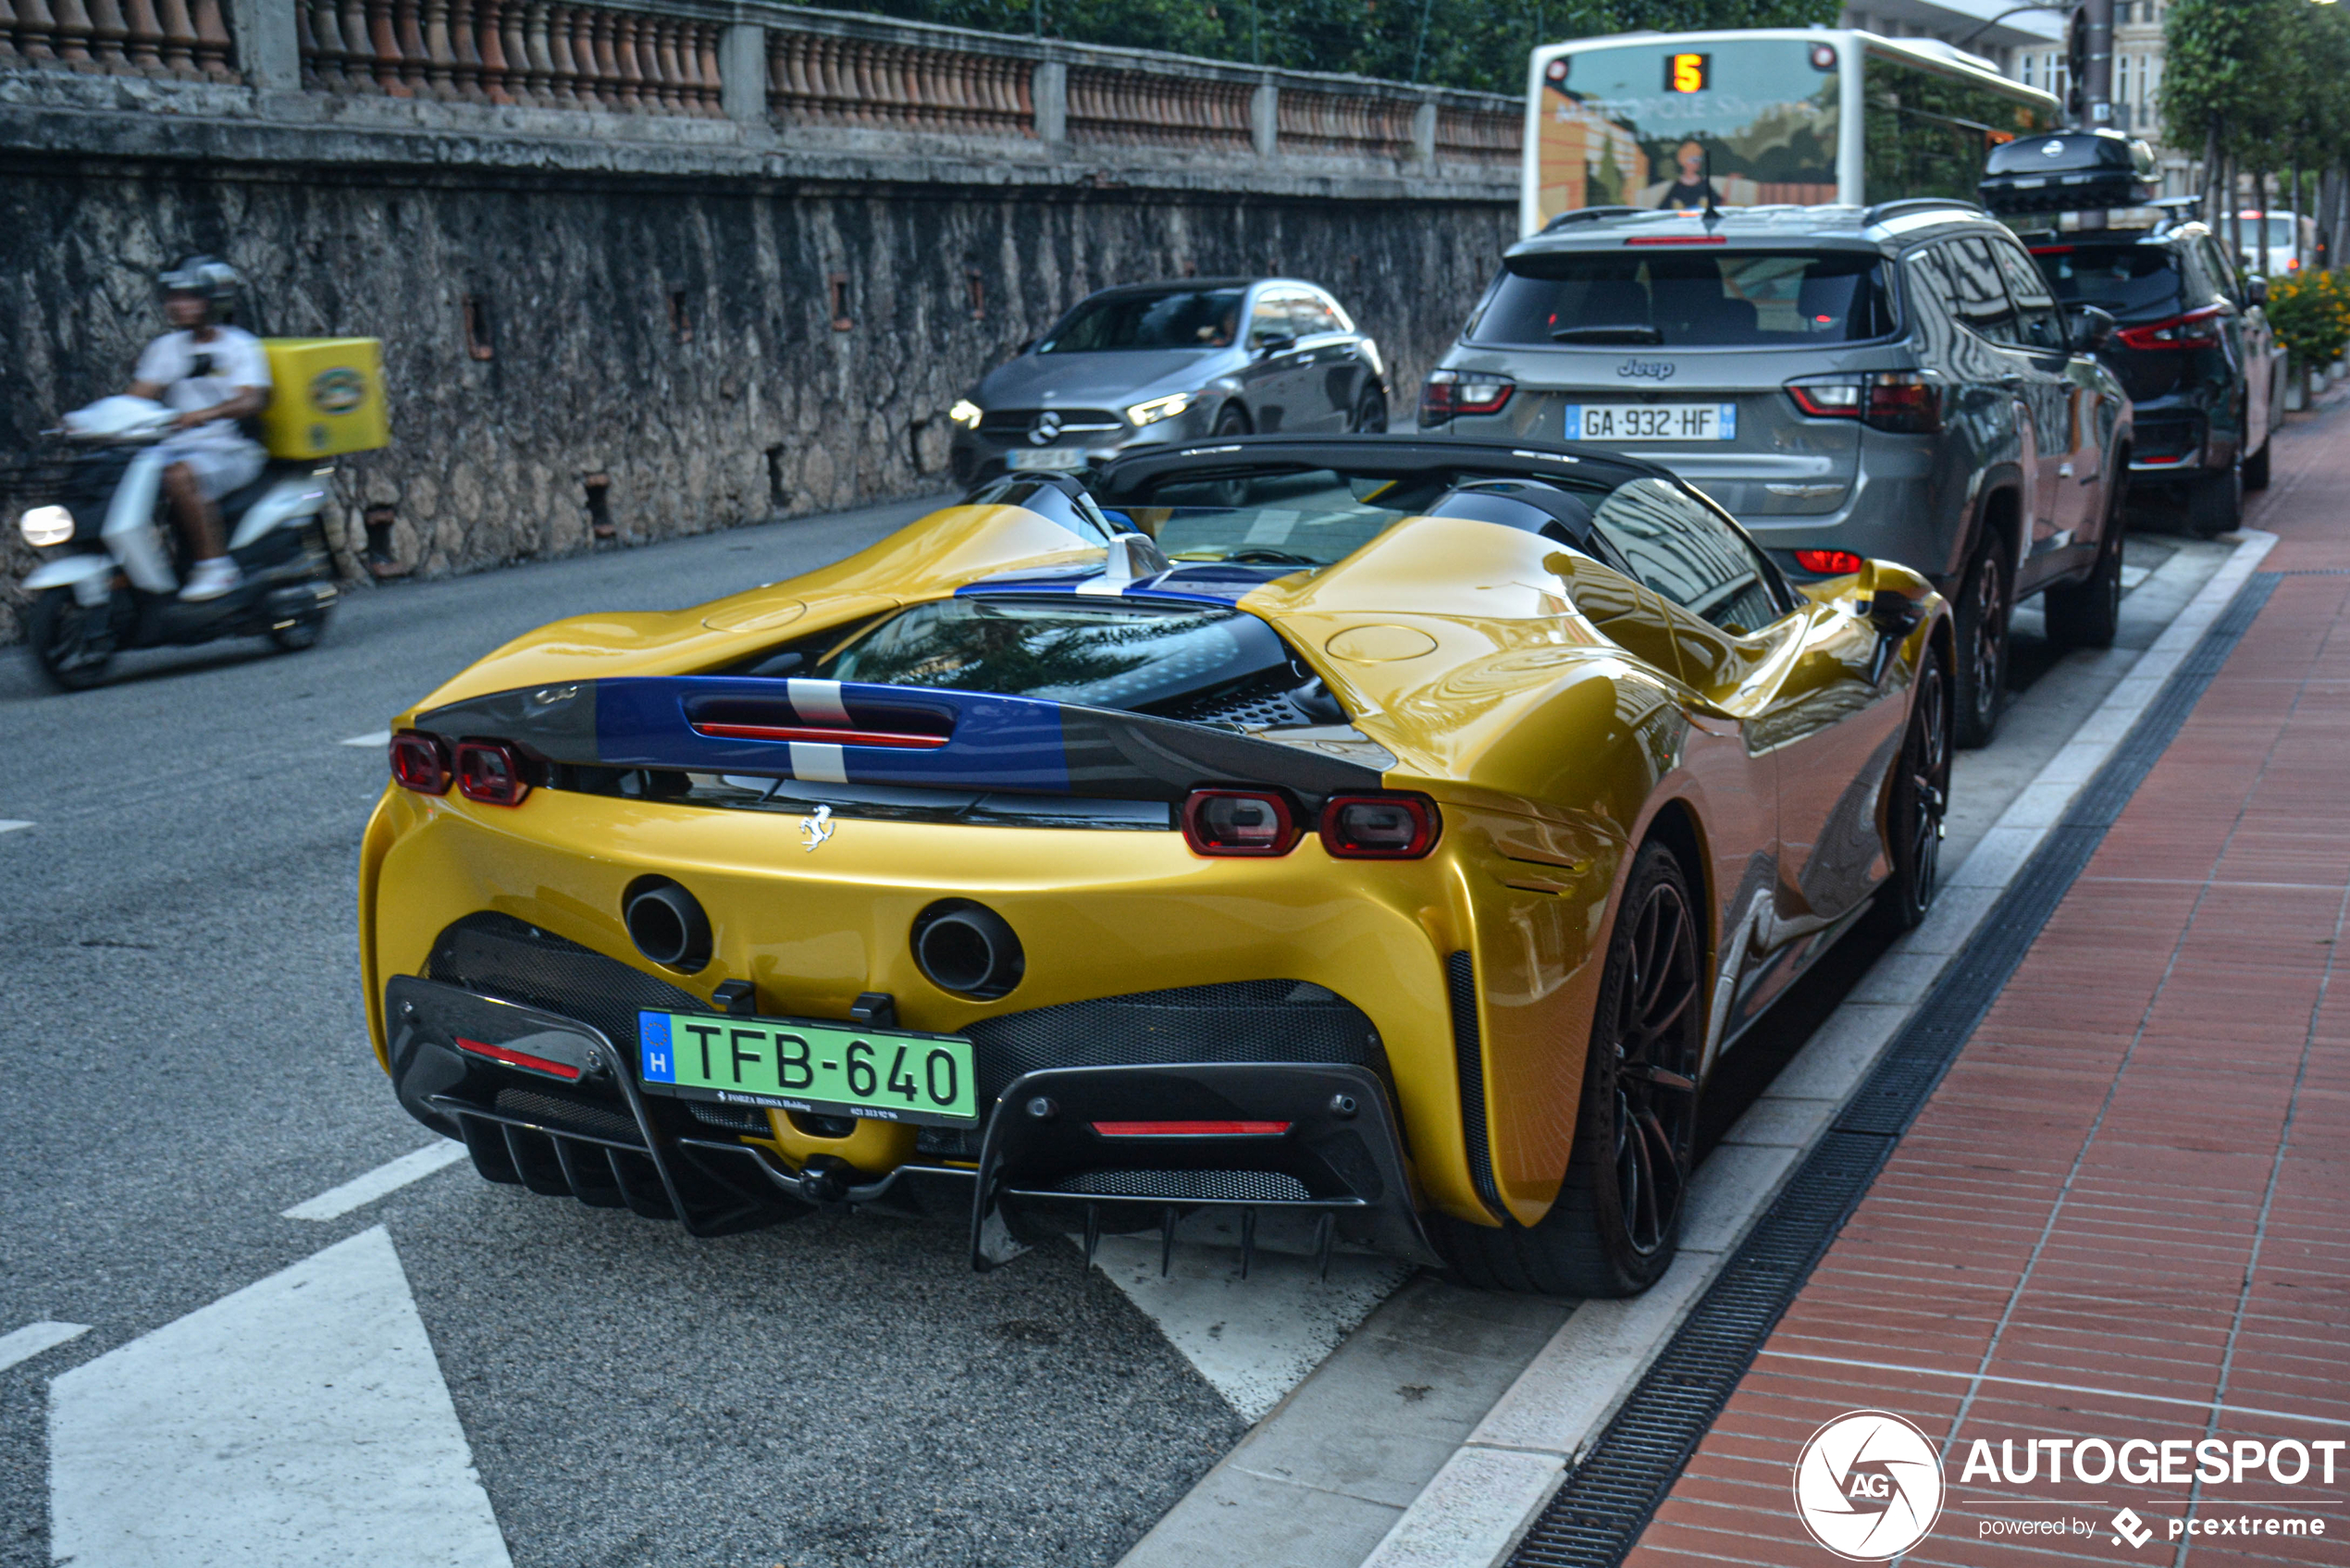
[
  {"xmin": 1432, "ymin": 840, "xmax": 1703, "ymax": 1299},
  {"xmin": 26, "ymin": 586, "xmax": 114, "ymax": 692},
  {"xmin": 1951, "ymin": 534, "xmax": 2011, "ymax": 749},
  {"xmin": 1865, "ymin": 644, "xmax": 1950, "ymax": 937},
  {"xmin": 1213, "ymin": 403, "xmax": 1251, "ymax": 438},
  {"xmin": 2186, "ymin": 457, "xmax": 2243, "ymax": 537},
  {"xmin": 2244, "ymin": 438, "xmax": 2271, "ymax": 492},
  {"xmin": 1351, "ymin": 385, "xmax": 1389, "ymax": 434},
  {"xmin": 2044, "ymin": 480, "xmax": 2127, "ymax": 650}
]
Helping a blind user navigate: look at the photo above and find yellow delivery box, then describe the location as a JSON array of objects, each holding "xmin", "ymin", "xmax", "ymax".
[{"xmin": 257, "ymin": 338, "xmax": 389, "ymax": 459}]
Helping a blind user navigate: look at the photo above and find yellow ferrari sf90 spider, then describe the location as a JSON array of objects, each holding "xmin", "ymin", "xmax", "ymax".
[{"xmin": 360, "ymin": 436, "xmax": 1949, "ymax": 1297}]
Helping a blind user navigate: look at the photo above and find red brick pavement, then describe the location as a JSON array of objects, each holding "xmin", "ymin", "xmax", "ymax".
[{"xmin": 1622, "ymin": 406, "xmax": 2350, "ymax": 1567}]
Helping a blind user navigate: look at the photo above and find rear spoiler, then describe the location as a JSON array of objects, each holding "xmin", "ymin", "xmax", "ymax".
[{"xmin": 411, "ymin": 676, "xmax": 1385, "ymax": 805}]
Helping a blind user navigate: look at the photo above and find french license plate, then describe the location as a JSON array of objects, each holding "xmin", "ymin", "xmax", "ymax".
[
  {"xmin": 1565, "ymin": 403, "xmax": 1738, "ymax": 441},
  {"xmin": 638, "ymin": 1008, "xmax": 979, "ymax": 1128},
  {"xmin": 1006, "ymin": 449, "xmax": 1089, "ymax": 471}
]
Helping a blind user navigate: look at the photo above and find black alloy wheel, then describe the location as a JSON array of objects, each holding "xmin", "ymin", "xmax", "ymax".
[
  {"xmin": 1351, "ymin": 384, "xmax": 1389, "ymax": 433},
  {"xmin": 1212, "ymin": 403, "xmax": 1251, "ymax": 438},
  {"xmin": 1952, "ymin": 537, "xmax": 2010, "ymax": 749},
  {"xmin": 1867, "ymin": 645, "xmax": 1950, "ymax": 935},
  {"xmin": 2044, "ymin": 476, "xmax": 2127, "ymax": 650},
  {"xmin": 1429, "ymin": 840, "xmax": 1703, "ymax": 1298},
  {"xmin": 26, "ymin": 586, "xmax": 115, "ymax": 692}
]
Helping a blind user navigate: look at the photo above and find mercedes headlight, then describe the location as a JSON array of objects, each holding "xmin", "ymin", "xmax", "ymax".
[
  {"xmin": 19, "ymin": 505, "xmax": 73, "ymax": 548},
  {"xmin": 949, "ymin": 399, "xmax": 983, "ymax": 429},
  {"xmin": 1126, "ymin": 392, "xmax": 1194, "ymax": 427}
]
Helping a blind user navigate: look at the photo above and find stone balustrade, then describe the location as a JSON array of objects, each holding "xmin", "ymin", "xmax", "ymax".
[
  {"xmin": 0, "ymin": 0, "xmax": 1520, "ymax": 168},
  {"xmin": 0, "ymin": 0, "xmax": 238, "ymax": 80}
]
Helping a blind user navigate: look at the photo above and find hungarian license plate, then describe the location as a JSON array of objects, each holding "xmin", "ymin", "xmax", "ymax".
[
  {"xmin": 1565, "ymin": 403, "xmax": 1738, "ymax": 441},
  {"xmin": 637, "ymin": 1008, "xmax": 979, "ymax": 1128},
  {"xmin": 1007, "ymin": 449, "xmax": 1089, "ymax": 471}
]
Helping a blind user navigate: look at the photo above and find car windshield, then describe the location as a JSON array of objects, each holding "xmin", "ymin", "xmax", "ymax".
[
  {"xmin": 2030, "ymin": 242, "xmax": 2182, "ymax": 319},
  {"xmin": 1038, "ymin": 288, "xmax": 1248, "ymax": 353},
  {"xmin": 814, "ymin": 597, "xmax": 1297, "ymax": 713},
  {"xmin": 1469, "ymin": 249, "xmax": 1896, "ymax": 348}
]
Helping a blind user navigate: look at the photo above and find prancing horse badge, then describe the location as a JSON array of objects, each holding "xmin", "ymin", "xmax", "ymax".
[{"xmin": 801, "ymin": 803, "xmax": 835, "ymax": 853}]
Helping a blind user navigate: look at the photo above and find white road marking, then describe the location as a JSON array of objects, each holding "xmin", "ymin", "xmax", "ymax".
[
  {"xmin": 0, "ymin": 820, "xmax": 32, "ymax": 834},
  {"xmin": 1091, "ymin": 1218, "xmax": 1415, "ymax": 1422},
  {"xmin": 0, "ymin": 1320, "xmax": 88, "ymax": 1373},
  {"xmin": 283, "ymin": 1140, "xmax": 468, "ymax": 1221},
  {"xmin": 340, "ymin": 732, "xmax": 391, "ymax": 747},
  {"xmin": 49, "ymin": 1226, "xmax": 511, "ymax": 1568},
  {"xmin": 2121, "ymin": 563, "xmax": 2152, "ymax": 590}
]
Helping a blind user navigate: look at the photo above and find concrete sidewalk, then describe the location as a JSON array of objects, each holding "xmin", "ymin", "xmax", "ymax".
[{"xmin": 1610, "ymin": 408, "xmax": 2350, "ymax": 1563}]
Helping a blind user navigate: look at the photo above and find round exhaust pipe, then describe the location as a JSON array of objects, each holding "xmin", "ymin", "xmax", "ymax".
[
  {"xmin": 624, "ymin": 877, "xmax": 712, "ymax": 972},
  {"xmin": 912, "ymin": 900, "xmax": 1024, "ymax": 999}
]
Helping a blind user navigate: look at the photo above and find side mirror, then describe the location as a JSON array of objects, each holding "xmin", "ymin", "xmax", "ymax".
[
  {"xmin": 1867, "ymin": 587, "xmax": 1924, "ymax": 641},
  {"xmin": 2246, "ymin": 275, "xmax": 2270, "ymax": 307},
  {"xmin": 1254, "ymin": 333, "xmax": 1296, "ymax": 357},
  {"xmin": 2067, "ymin": 304, "xmax": 2118, "ymax": 353}
]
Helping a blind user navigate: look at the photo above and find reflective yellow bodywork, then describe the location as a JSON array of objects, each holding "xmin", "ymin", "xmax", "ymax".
[{"xmin": 362, "ymin": 499, "xmax": 1947, "ymax": 1230}]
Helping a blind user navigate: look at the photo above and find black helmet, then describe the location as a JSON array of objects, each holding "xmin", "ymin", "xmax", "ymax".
[{"xmin": 158, "ymin": 254, "xmax": 241, "ymax": 321}]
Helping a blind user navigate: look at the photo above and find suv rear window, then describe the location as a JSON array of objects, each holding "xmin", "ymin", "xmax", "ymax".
[
  {"xmin": 2028, "ymin": 242, "xmax": 2183, "ymax": 320},
  {"xmin": 1469, "ymin": 250, "xmax": 1897, "ymax": 349}
]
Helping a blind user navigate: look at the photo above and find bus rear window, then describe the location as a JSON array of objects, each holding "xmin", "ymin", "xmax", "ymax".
[
  {"xmin": 1470, "ymin": 251, "xmax": 1897, "ymax": 349},
  {"xmin": 2030, "ymin": 243, "xmax": 2183, "ymax": 320}
]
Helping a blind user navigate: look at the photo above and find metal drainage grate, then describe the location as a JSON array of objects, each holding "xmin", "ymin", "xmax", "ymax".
[{"xmin": 1508, "ymin": 572, "xmax": 2278, "ymax": 1568}]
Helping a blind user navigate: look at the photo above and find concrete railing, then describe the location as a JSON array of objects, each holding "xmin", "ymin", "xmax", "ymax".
[{"xmin": 0, "ymin": 0, "xmax": 1521, "ymax": 167}]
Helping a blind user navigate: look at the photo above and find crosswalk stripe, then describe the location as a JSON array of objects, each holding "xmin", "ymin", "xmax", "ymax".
[
  {"xmin": 283, "ymin": 1140, "xmax": 468, "ymax": 1221},
  {"xmin": 340, "ymin": 732, "xmax": 391, "ymax": 748},
  {"xmin": 0, "ymin": 820, "xmax": 32, "ymax": 835},
  {"xmin": 49, "ymin": 1226, "xmax": 511, "ymax": 1568},
  {"xmin": 0, "ymin": 1320, "xmax": 89, "ymax": 1373}
]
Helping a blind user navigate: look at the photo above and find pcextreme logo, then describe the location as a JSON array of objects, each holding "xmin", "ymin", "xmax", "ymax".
[{"xmin": 1792, "ymin": 1411, "xmax": 1946, "ymax": 1560}]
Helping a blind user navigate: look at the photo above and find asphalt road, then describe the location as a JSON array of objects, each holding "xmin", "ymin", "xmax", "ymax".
[{"xmin": 0, "ymin": 500, "xmax": 2221, "ymax": 1568}]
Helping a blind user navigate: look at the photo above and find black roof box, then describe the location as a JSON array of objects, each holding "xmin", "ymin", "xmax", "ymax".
[{"xmin": 1979, "ymin": 129, "xmax": 2156, "ymax": 215}]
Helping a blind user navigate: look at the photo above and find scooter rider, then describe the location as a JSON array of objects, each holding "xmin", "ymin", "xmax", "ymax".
[{"xmin": 126, "ymin": 256, "xmax": 273, "ymax": 601}]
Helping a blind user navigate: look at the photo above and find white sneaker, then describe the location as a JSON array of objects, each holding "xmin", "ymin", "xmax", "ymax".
[{"xmin": 179, "ymin": 557, "xmax": 242, "ymax": 602}]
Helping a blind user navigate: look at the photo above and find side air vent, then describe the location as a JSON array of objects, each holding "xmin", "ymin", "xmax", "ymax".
[{"xmin": 1447, "ymin": 950, "xmax": 1504, "ymax": 1219}]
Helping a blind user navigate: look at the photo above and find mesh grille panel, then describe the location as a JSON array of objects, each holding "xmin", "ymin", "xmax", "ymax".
[
  {"xmin": 686, "ymin": 1101, "xmax": 773, "ymax": 1133},
  {"xmin": 491, "ymin": 1086, "xmax": 639, "ymax": 1142},
  {"xmin": 1057, "ymin": 1169, "xmax": 1312, "ymax": 1202},
  {"xmin": 426, "ymin": 912, "xmax": 703, "ymax": 1056},
  {"xmin": 962, "ymin": 979, "xmax": 1384, "ymax": 1105}
]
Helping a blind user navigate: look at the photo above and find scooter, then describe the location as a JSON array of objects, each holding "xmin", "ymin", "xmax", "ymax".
[{"xmin": 17, "ymin": 396, "xmax": 340, "ymax": 690}]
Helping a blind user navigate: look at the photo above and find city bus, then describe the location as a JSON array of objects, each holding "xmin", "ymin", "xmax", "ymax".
[{"xmin": 1521, "ymin": 30, "xmax": 2060, "ymax": 238}]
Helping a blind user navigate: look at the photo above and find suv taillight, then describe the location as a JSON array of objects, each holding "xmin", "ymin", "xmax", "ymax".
[
  {"xmin": 2113, "ymin": 304, "xmax": 2226, "ymax": 352},
  {"xmin": 1420, "ymin": 369, "xmax": 1515, "ymax": 426},
  {"xmin": 1787, "ymin": 374, "xmax": 1941, "ymax": 435}
]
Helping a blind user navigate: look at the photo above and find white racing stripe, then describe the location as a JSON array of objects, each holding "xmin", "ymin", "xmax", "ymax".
[
  {"xmin": 0, "ymin": 1320, "xmax": 88, "ymax": 1373},
  {"xmin": 283, "ymin": 1140, "xmax": 469, "ymax": 1222},
  {"xmin": 785, "ymin": 677, "xmax": 851, "ymax": 724},
  {"xmin": 49, "ymin": 1226, "xmax": 510, "ymax": 1568},
  {"xmin": 788, "ymin": 740, "xmax": 847, "ymax": 783},
  {"xmin": 340, "ymin": 732, "xmax": 392, "ymax": 748}
]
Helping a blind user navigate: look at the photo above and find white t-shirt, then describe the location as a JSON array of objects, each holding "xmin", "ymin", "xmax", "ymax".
[{"xmin": 134, "ymin": 326, "xmax": 271, "ymax": 449}]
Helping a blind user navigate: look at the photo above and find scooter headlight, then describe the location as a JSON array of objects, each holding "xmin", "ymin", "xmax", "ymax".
[{"xmin": 19, "ymin": 505, "xmax": 73, "ymax": 548}]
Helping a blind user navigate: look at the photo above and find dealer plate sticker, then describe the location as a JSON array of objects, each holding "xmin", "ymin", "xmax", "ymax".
[
  {"xmin": 638, "ymin": 1008, "xmax": 979, "ymax": 1128},
  {"xmin": 1565, "ymin": 403, "xmax": 1737, "ymax": 441}
]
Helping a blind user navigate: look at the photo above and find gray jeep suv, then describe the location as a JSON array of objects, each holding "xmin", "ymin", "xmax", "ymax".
[{"xmin": 1420, "ymin": 202, "xmax": 2133, "ymax": 745}]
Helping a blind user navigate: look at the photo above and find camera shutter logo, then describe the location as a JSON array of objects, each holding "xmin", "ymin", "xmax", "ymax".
[{"xmin": 1791, "ymin": 1411, "xmax": 1945, "ymax": 1560}]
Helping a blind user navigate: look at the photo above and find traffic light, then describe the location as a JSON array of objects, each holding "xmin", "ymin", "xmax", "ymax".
[{"xmin": 2067, "ymin": 6, "xmax": 2088, "ymax": 117}]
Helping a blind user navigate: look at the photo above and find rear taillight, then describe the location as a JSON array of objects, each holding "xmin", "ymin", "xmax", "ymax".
[
  {"xmin": 1786, "ymin": 375, "xmax": 1939, "ymax": 434},
  {"xmin": 1420, "ymin": 369, "xmax": 1515, "ymax": 426},
  {"xmin": 1091, "ymin": 1119, "xmax": 1292, "ymax": 1137},
  {"xmin": 2114, "ymin": 304, "xmax": 2226, "ymax": 352},
  {"xmin": 454, "ymin": 740, "xmax": 530, "ymax": 806},
  {"xmin": 390, "ymin": 731, "xmax": 450, "ymax": 795},
  {"xmin": 1181, "ymin": 790, "xmax": 1299, "ymax": 857},
  {"xmin": 1794, "ymin": 549, "xmax": 1867, "ymax": 576},
  {"xmin": 1320, "ymin": 794, "xmax": 1440, "ymax": 858}
]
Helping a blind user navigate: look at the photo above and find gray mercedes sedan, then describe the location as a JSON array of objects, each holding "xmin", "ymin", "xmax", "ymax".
[{"xmin": 947, "ymin": 277, "xmax": 1388, "ymax": 487}]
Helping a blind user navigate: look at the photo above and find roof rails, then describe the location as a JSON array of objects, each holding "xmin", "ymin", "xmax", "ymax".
[
  {"xmin": 1861, "ymin": 197, "xmax": 1990, "ymax": 227},
  {"xmin": 1540, "ymin": 206, "xmax": 1642, "ymax": 232}
]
